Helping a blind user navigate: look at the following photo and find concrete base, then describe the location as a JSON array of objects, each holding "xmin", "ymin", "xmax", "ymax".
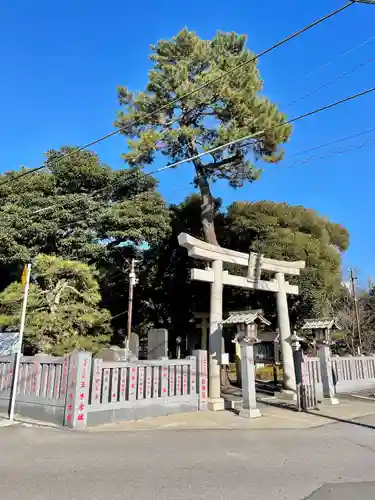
[
  {"xmin": 323, "ymin": 396, "xmax": 340, "ymax": 406},
  {"xmin": 279, "ymin": 390, "xmax": 297, "ymax": 402},
  {"xmin": 239, "ymin": 408, "xmax": 262, "ymax": 419},
  {"xmin": 207, "ymin": 397, "xmax": 225, "ymax": 411}
]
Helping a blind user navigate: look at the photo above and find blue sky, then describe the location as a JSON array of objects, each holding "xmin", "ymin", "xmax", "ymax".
[{"xmin": 2, "ymin": 0, "xmax": 375, "ymax": 284}]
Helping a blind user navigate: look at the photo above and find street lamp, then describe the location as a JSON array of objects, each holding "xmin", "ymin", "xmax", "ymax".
[{"xmin": 353, "ymin": 1, "xmax": 375, "ymax": 4}]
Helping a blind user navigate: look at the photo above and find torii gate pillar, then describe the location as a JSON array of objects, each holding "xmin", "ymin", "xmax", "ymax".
[
  {"xmin": 208, "ymin": 260, "xmax": 225, "ymax": 411},
  {"xmin": 178, "ymin": 233, "xmax": 305, "ymax": 407},
  {"xmin": 276, "ymin": 272, "xmax": 296, "ymax": 395}
]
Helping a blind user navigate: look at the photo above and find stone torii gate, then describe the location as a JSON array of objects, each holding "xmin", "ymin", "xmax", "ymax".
[{"xmin": 178, "ymin": 232, "xmax": 305, "ymax": 410}]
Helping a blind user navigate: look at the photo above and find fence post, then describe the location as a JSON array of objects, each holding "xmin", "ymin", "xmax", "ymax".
[
  {"xmin": 63, "ymin": 351, "xmax": 92, "ymax": 429},
  {"xmin": 193, "ymin": 349, "xmax": 207, "ymax": 411},
  {"xmin": 317, "ymin": 343, "xmax": 339, "ymax": 405}
]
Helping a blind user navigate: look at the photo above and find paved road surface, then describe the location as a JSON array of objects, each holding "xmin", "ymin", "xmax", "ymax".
[{"xmin": 2, "ymin": 415, "xmax": 375, "ymax": 500}]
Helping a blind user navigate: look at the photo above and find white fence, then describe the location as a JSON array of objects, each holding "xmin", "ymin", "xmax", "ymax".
[
  {"xmin": 0, "ymin": 349, "xmax": 208, "ymax": 428},
  {"xmin": 303, "ymin": 356, "xmax": 324, "ymax": 404},
  {"xmin": 331, "ymin": 355, "xmax": 375, "ymax": 393}
]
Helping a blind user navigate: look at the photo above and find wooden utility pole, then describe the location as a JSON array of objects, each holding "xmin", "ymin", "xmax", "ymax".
[
  {"xmin": 126, "ymin": 258, "xmax": 138, "ymax": 350},
  {"xmin": 350, "ymin": 268, "xmax": 362, "ymax": 354}
]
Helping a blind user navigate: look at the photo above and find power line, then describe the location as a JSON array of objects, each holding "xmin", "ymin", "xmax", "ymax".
[
  {"xmin": 287, "ymin": 54, "xmax": 375, "ymax": 107},
  {"xmin": 163, "ymin": 85, "xmax": 375, "ymax": 170},
  {"xmin": 275, "ymin": 33, "xmax": 375, "ymax": 97},
  {"xmin": 7, "ymin": 84, "xmax": 375, "ymax": 226},
  {"xmin": 284, "ymin": 125, "xmax": 375, "ymax": 159},
  {"xmin": 21, "ymin": 128, "xmax": 375, "ymax": 233},
  {"xmin": 0, "ymin": 1, "xmax": 355, "ymax": 188},
  {"xmin": 283, "ymin": 135, "xmax": 375, "ymax": 169}
]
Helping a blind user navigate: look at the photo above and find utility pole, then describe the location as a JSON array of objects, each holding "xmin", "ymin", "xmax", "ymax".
[
  {"xmin": 9, "ymin": 263, "xmax": 31, "ymax": 421},
  {"xmin": 350, "ymin": 268, "xmax": 362, "ymax": 354},
  {"xmin": 126, "ymin": 258, "xmax": 138, "ymax": 351}
]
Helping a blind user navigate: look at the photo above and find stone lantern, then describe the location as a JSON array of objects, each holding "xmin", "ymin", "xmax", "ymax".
[
  {"xmin": 222, "ymin": 310, "xmax": 271, "ymax": 419},
  {"xmin": 301, "ymin": 318, "xmax": 341, "ymax": 352}
]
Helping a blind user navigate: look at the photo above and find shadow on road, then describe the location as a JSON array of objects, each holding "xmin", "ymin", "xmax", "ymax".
[
  {"xmin": 260, "ymin": 397, "xmax": 375, "ymax": 430},
  {"xmin": 305, "ymin": 409, "xmax": 375, "ymax": 431}
]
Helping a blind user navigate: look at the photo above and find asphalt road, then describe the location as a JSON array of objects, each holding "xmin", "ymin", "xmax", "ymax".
[{"xmin": 2, "ymin": 415, "xmax": 375, "ymax": 500}]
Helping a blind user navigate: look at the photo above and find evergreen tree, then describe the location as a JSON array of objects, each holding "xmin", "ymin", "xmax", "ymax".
[
  {"xmin": 0, "ymin": 254, "xmax": 111, "ymax": 355},
  {"xmin": 116, "ymin": 29, "xmax": 292, "ymax": 244}
]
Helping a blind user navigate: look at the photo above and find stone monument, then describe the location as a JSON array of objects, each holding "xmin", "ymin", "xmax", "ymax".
[{"xmin": 147, "ymin": 328, "xmax": 168, "ymax": 359}]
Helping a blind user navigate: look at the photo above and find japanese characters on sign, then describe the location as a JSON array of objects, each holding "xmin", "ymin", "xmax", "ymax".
[
  {"xmin": 145, "ymin": 367, "xmax": 152, "ymax": 399},
  {"xmin": 162, "ymin": 367, "xmax": 168, "ymax": 396},
  {"xmin": 169, "ymin": 366, "xmax": 175, "ymax": 397},
  {"xmin": 94, "ymin": 360, "xmax": 102, "ymax": 405},
  {"xmin": 119, "ymin": 367, "xmax": 127, "ymax": 402},
  {"xmin": 137, "ymin": 366, "xmax": 144, "ymax": 399},
  {"xmin": 129, "ymin": 367, "xmax": 137, "ymax": 400},
  {"xmin": 76, "ymin": 358, "xmax": 88, "ymax": 423},
  {"xmin": 153, "ymin": 366, "xmax": 159, "ymax": 398},
  {"xmin": 176, "ymin": 366, "xmax": 181, "ymax": 396},
  {"xmin": 182, "ymin": 365, "xmax": 188, "ymax": 395}
]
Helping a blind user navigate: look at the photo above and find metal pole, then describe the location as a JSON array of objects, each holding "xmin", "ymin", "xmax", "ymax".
[
  {"xmin": 8, "ymin": 263, "xmax": 31, "ymax": 421},
  {"xmin": 126, "ymin": 258, "xmax": 136, "ymax": 351},
  {"xmin": 350, "ymin": 268, "xmax": 362, "ymax": 354}
]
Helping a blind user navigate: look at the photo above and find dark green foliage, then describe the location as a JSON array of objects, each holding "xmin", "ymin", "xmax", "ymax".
[
  {"xmin": 116, "ymin": 29, "xmax": 292, "ymax": 243},
  {"xmin": 224, "ymin": 201, "xmax": 349, "ymax": 322},
  {"xmin": 0, "ymin": 147, "xmax": 171, "ymax": 291},
  {"xmin": 0, "ymin": 255, "xmax": 111, "ymax": 355}
]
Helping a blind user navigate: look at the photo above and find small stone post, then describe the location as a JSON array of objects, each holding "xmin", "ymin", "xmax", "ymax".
[
  {"xmin": 317, "ymin": 342, "xmax": 339, "ymax": 405},
  {"xmin": 193, "ymin": 349, "xmax": 208, "ymax": 411},
  {"xmin": 239, "ymin": 336, "xmax": 261, "ymax": 419},
  {"xmin": 63, "ymin": 351, "xmax": 92, "ymax": 429},
  {"xmin": 235, "ymin": 340, "xmax": 242, "ymax": 387},
  {"xmin": 291, "ymin": 332, "xmax": 303, "ymax": 410}
]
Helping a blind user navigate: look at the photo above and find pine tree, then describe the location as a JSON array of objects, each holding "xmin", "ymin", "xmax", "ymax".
[{"xmin": 116, "ymin": 29, "xmax": 292, "ymax": 244}]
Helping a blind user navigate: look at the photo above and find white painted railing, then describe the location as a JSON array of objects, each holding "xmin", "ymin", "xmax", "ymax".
[
  {"xmin": 303, "ymin": 356, "xmax": 324, "ymax": 403},
  {"xmin": 331, "ymin": 356, "xmax": 375, "ymax": 393}
]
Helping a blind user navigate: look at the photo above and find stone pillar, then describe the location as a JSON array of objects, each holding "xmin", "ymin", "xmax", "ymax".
[
  {"xmin": 208, "ymin": 260, "xmax": 224, "ymax": 411},
  {"xmin": 239, "ymin": 340, "xmax": 261, "ymax": 419},
  {"xmin": 129, "ymin": 333, "xmax": 139, "ymax": 360},
  {"xmin": 63, "ymin": 351, "xmax": 92, "ymax": 429},
  {"xmin": 275, "ymin": 272, "xmax": 296, "ymax": 396},
  {"xmin": 318, "ymin": 343, "xmax": 339, "ymax": 405},
  {"xmin": 193, "ymin": 349, "xmax": 208, "ymax": 410},
  {"xmin": 235, "ymin": 340, "xmax": 242, "ymax": 387}
]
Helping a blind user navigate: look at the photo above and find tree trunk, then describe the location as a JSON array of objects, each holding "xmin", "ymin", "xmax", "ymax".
[
  {"xmin": 189, "ymin": 144, "xmax": 219, "ymax": 246},
  {"xmin": 196, "ymin": 169, "xmax": 218, "ymax": 246}
]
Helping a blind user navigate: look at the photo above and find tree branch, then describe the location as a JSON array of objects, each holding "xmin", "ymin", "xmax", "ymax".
[{"xmin": 203, "ymin": 153, "xmax": 242, "ymax": 170}]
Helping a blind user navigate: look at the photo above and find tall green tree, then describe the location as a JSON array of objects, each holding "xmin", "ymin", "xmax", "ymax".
[
  {"xmin": 116, "ymin": 29, "xmax": 292, "ymax": 244},
  {"xmin": 224, "ymin": 201, "xmax": 349, "ymax": 321},
  {"xmin": 0, "ymin": 254, "xmax": 111, "ymax": 355},
  {"xmin": 0, "ymin": 147, "xmax": 171, "ymax": 290}
]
